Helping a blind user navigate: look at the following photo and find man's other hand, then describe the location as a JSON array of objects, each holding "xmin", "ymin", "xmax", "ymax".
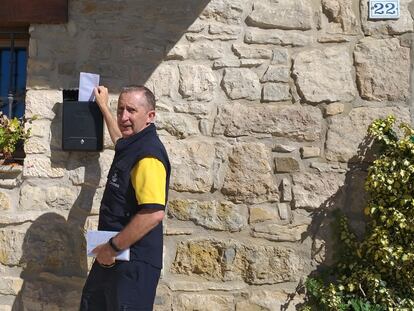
[
  {"xmin": 92, "ymin": 242, "xmax": 116, "ymax": 267},
  {"xmin": 94, "ymin": 86, "xmax": 109, "ymax": 111}
]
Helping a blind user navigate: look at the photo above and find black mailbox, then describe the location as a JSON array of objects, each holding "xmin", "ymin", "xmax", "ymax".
[{"xmin": 62, "ymin": 89, "xmax": 103, "ymax": 151}]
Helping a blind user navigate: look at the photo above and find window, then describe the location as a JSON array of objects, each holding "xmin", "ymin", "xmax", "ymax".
[{"xmin": 0, "ymin": 28, "xmax": 29, "ymax": 119}]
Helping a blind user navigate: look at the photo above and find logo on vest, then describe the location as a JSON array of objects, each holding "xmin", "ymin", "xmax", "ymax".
[{"xmin": 109, "ymin": 171, "xmax": 120, "ymax": 188}]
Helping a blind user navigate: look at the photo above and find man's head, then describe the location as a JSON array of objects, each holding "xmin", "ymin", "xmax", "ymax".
[{"xmin": 117, "ymin": 86, "xmax": 156, "ymax": 138}]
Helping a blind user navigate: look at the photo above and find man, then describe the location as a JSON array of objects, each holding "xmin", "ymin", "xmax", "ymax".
[{"xmin": 80, "ymin": 85, "xmax": 170, "ymax": 311}]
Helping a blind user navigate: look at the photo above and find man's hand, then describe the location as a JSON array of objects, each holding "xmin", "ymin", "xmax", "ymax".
[
  {"xmin": 92, "ymin": 242, "xmax": 116, "ymax": 267},
  {"xmin": 94, "ymin": 86, "xmax": 109, "ymax": 111},
  {"xmin": 93, "ymin": 85, "xmax": 122, "ymax": 144}
]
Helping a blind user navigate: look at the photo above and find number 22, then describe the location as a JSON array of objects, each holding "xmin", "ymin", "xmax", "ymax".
[{"xmin": 373, "ymin": 3, "xmax": 396, "ymax": 15}]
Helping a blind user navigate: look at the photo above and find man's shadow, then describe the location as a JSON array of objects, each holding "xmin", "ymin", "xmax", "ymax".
[
  {"xmin": 12, "ymin": 102, "xmax": 103, "ymax": 310},
  {"xmin": 281, "ymin": 135, "xmax": 377, "ymax": 310}
]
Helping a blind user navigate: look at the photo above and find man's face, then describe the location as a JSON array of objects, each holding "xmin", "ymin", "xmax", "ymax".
[{"xmin": 117, "ymin": 91, "xmax": 155, "ymax": 138}]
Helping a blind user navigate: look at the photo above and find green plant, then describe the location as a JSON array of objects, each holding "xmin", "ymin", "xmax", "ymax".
[
  {"xmin": 0, "ymin": 112, "xmax": 33, "ymax": 159},
  {"xmin": 302, "ymin": 116, "xmax": 414, "ymax": 310}
]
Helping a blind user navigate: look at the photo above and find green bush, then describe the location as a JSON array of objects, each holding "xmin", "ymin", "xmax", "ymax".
[
  {"xmin": 0, "ymin": 113, "xmax": 33, "ymax": 159},
  {"xmin": 303, "ymin": 116, "xmax": 414, "ymax": 310}
]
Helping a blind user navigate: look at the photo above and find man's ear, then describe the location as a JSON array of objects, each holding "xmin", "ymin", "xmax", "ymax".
[{"xmin": 147, "ymin": 110, "xmax": 156, "ymax": 124}]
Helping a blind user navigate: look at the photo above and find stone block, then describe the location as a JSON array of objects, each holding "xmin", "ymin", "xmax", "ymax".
[
  {"xmin": 179, "ymin": 64, "xmax": 217, "ymax": 101},
  {"xmin": 18, "ymin": 277, "xmax": 82, "ymax": 311},
  {"xmin": 262, "ymin": 83, "xmax": 291, "ymax": 102},
  {"xmin": 171, "ymin": 239, "xmax": 305, "ymax": 284},
  {"xmin": 252, "ymin": 223, "xmax": 308, "ymax": 242},
  {"xmin": 239, "ymin": 289, "xmax": 305, "ymax": 311},
  {"xmin": 186, "ymin": 32, "xmax": 238, "ymax": 42},
  {"xmin": 261, "ymin": 66, "xmax": 290, "ymax": 83},
  {"xmin": 310, "ymin": 162, "xmax": 347, "ymax": 173},
  {"xmin": 154, "ymin": 284, "xmax": 172, "ymax": 311},
  {"xmin": 188, "ymin": 41, "xmax": 228, "ymax": 60},
  {"xmin": 292, "ymin": 172, "xmax": 346, "ymax": 209},
  {"xmin": 322, "ymin": 0, "xmax": 360, "ymax": 35},
  {"xmin": 156, "ymin": 112, "xmax": 200, "ymax": 139},
  {"xmin": 246, "ymin": 0, "xmax": 313, "ymax": 30},
  {"xmin": 19, "ymin": 184, "xmax": 79, "ymax": 211},
  {"xmin": 245, "ymin": 28, "xmax": 314, "ymax": 47},
  {"xmin": 326, "ymin": 106, "xmax": 410, "ymax": 162},
  {"xmin": 0, "ymin": 192, "xmax": 10, "ymax": 210},
  {"xmin": 24, "ymin": 137, "xmax": 50, "ymax": 155},
  {"xmin": 272, "ymin": 48, "xmax": 290, "ymax": 64},
  {"xmin": 23, "ymin": 156, "xmax": 65, "ymax": 178},
  {"xmin": 274, "ymin": 157, "xmax": 300, "ymax": 173},
  {"xmin": 166, "ymin": 41, "xmax": 189, "ymax": 60},
  {"xmin": 173, "ymin": 293, "xmax": 234, "ymax": 311},
  {"xmin": 165, "ymin": 278, "xmax": 247, "ymax": 291},
  {"xmin": 325, "ymin": 102, "xmax": 344, "ymax": 116},
  {"xmin": 222, "ymin": 68, "xmax": 261, "ymax": 100},
  {"xmin": 0, "ymin": 179, "xmax": 19, "ymax": 189},
  {"xmin": 222, "ymin": 143, "xmax": 278, "ymax": 203},
  {"xmin": 27, "ymin": 59, "xmax": 55, "ymax": 77},
  {"xmin": 168, "ymin": 199, "xmax": 247, "ymax": 232},
  {"xmin": 300, "ymin": 147, "xmax": 320, "ymax": 159},
  {"xmin": 187, "ymin": 18, "xmax": 207, "ymax": 33},
  {"xmin": 240, "ymin": 59, "xmax": 265, "ymax": 68},
  {"xmin": 281, "ymin": 178, "xmax": 293, "ymax": 202},
  {"xmin": 0, "ymin": 222, "xmax": 30, "ymax": 266},
  {"xmin": 0, "ymin": 276, "xmax": 23, "ymax": 295},
  {"xmin": 201, "ymin": 0, "xmax": 247, "ymax": 25},
  {"xmin": 146, "ymin": 64, "xmax": 179, "ymax": 100},
  {"xmin": 67, "ymin": 151, "xmax": 111, "ymax": 187},
  {"xmin": 213, "ymin": 58, "xmax": 240, "ymax": 69},
  {"xmin": 25, "ymin": 90, "xmax": 62, "ymax": 120},
  {"xmin": 29, "ymin": 119, "xmax": 51, "ymax": 138},
  {"xmin": 0, "ymin": 164, "xmax": 22, "ymax": 179},
  {"xmin": 232, "ymin": 43, "xmax": 272, "ymax": 59},
  {"xmin": 273, "ymin": 144, "xmax": 297, "ymax": 153},
  {"xmin": 293, "ymin": 47, "xmax": 356, "ymax": 103},
  {"xmin": 354, "ymin": 38, "xmax": 410, "ymax": 101},
  {"xmin": 249, "ymin": 204, "xmax": 279, "ymax": 224},
  {"xmin": 209, "ymin": 24, "xmax": 242, "ymax": 36},
  {"xmin": 277, "ymin": 202, "xmax": 291, "ymax": 220},
  {"xmin": 236, "ymin": 301, "xmax": 268, "ymax": 311},
  {"xmin": 164, "ymin": 139, "xmax": 218, "ymax": 193},
  {"xmin": 213, "ymin": 103, "xmax": 322, "ymax": 142},
  {"xmin": 164, "ymin": 226, "xmax": 194, "ymax": 236}
]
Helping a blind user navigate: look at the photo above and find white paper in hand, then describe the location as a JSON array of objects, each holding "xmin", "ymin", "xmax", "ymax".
[
  {"xmin": 86, "ymin": 230, "xmax": 130, "ymax": 261},
  {"xmin": 79, "ymin": 72, "xmax": 100, "ymax": 101}
]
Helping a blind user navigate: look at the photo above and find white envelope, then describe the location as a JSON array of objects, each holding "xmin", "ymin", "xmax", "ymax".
[
  {"xmin": 86, "ymin": 230, "xmax": 130, "ymax": 261},
  {"xmin": 79, "ymin": 72, "xmax": 100, "ymax": 101}
]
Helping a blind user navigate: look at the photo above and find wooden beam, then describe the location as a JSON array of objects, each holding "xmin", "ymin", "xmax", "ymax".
[{"xmin": 0, "ymin": 0, "xmax": 68, "ymax": 24}]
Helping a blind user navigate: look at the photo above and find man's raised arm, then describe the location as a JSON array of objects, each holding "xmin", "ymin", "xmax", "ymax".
[{"xmin": 94, "ymin": 86, "xmax": 122, "ymax": 144}]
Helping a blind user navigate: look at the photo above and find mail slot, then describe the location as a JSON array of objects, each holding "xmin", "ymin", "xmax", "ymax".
[{"xmin": 62, "ymin": 89, "xmax": 103, "ymax": 151}]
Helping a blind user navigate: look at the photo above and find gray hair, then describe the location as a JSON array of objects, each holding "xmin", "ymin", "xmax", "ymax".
[{"xmin": 120, "ymin": 85, "xmax": 156, "ymax": 110}]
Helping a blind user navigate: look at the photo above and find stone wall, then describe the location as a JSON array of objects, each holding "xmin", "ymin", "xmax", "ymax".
[{"xmin": 0, "ymin": 0, "xmax": 413, "ymax": 310}]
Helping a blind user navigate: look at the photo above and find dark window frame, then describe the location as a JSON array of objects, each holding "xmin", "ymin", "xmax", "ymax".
[
  {"xmin": 0, "ymin": 27, "xmax": 29, "ymax": 119},
  {"xmin": 0, "ymin": 0, "xmax": 68, "ymax": 24}
]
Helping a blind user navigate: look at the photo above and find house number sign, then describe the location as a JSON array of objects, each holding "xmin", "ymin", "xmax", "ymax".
[{"xmin": 369, "ymin": 0, "xmax": 400, "ymax": 19}]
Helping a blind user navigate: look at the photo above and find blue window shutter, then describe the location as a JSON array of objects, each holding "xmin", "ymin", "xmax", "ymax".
[
  {"xmin": 14, "ymin": 49, "xmax": 27, "ymax": 118},
  {"xmin": 0, "ymin": 50, "xmax": 11, "ymax": 116},
  {"xmin": 0, "ymin": 48, "xmax": 27, "ymax": 118}
]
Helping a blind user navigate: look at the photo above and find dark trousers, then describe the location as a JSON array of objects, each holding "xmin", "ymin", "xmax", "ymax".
[{"xmin": 80, "ymin": 260, "xmax": 161, "ymax": 311}]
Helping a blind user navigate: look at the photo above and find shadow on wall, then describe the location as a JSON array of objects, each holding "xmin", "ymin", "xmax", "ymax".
[
  {"xmin": 282, "ymin": 136, "xmax": 377, "ymax": 310},
  {"xmin": 27, "ymin": 0, "xmax": 212, "ymax": 90},
  {"xmin": 12, "ymin": 103, "xmax": 102, "ymax": 310}
]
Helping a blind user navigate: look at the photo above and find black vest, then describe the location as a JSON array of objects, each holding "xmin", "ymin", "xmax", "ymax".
[{"xmin": 98, "ymin": 124, "xmax": 170, "ymax": 268}]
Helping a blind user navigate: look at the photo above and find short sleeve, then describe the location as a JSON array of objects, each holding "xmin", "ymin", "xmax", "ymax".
[{"xmin": 130, "ymin": 157, "xmax": 166, "ymax": 208}]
